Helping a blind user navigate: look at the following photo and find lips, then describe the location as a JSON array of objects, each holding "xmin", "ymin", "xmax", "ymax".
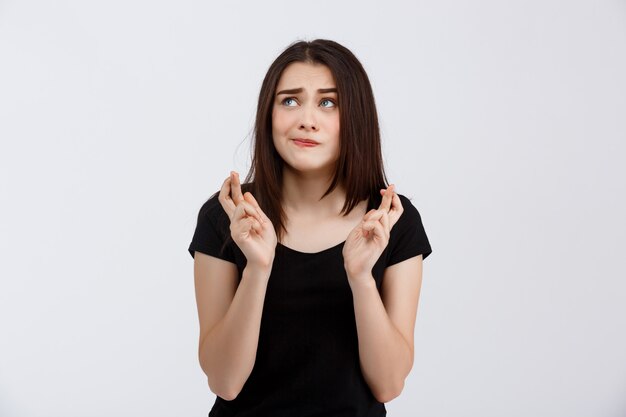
[{"xmin": 292, "ymin": 138, "xmax": 319, "ymax": 144}]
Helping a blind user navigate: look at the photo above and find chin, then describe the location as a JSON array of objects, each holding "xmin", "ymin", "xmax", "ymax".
[{"xmin": 286, "ymin": 161, "xmax": 335, "ymax": 175}]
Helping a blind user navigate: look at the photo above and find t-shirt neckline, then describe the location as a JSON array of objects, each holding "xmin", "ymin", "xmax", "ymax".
[
  {"xmin": 276, "ymin": 195, "xmax": 377, "ymax": 256},
  {"xmin": 277, "ymin": 240, "xmax": 346, "ymax": 256}
]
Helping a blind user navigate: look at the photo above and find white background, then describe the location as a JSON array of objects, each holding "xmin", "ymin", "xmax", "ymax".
[{"xmin": 1, "ymin": 1, "xmax": 625, "ymax": 416}]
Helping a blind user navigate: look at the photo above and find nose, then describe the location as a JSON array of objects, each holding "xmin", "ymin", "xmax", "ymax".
[{"xmin": 299, "ymin": 104, "xmax": 318, "ymax": 131}]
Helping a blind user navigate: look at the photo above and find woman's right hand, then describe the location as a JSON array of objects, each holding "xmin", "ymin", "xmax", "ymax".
[{"xmin": 218, "ymin": 171, "xmax": 277, "ymax": 269}]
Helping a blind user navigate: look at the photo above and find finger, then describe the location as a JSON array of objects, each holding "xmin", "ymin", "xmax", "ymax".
[
  {"xmin": 219, "ymin": 176, "xmax": 236, "ymax": 218},
  {"xmin": 388, "ymin": 192, "xmax": 403, "ymax": 228},
  {"xmin": 362, "ymin": 212, "xmax": 383, "ymax": 230},
  {"xmin": 362, "ymin": 208, "xmax": 378, "ymax": 222},
  {"xmin": 371, "ymin": 220, "xmax": 387, "ymax": 241},
  {"xmin": 378, "ymin": 184, "xmax": 395, "ymax": 212},
  {"xmin": 363, "ymin": 209, "xmax": 383, "ymax": 223},
  {"xmin": 246, "ymin": 216, "xmax": 263, "ymax": 234},
  {"xmin": 379, "ymin": 208, "xmax": 390, "ymax": 234},
  {"xmin": 230, "ymin": 171, "xmax": 244, "ymax": 205},
  {"xmin": 233, "ymin": 200, "xmax": 263, "ymax": 225},
  {"xmin": 361, "ymin": 219, "xmax": 375, "ymax": 238},
  {"xmin": 364, "ymin": 211, "xmax": 389, "ymax": 235},
  {"xmin": 251, "ymin": 217, "xmax": 263, "ymax": 234},
  {"xmin": 243, "ymin": 192, "xmax": 267, "ymax": 223},
  {"xmin": 363, "ymin": 219, "xmax": 386, "ymax": 241},
  {"xmin": 233, "ymin": 216, "xmax": 262, "ymax": 238}
]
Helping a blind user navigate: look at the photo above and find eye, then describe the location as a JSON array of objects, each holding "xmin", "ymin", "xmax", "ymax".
[
  {"xmin": 281, "ymin": 97, "xmax": 298, "ymax": 107},
  {"xmin": 320, "ymin": 98, "xmax": 337, "ymax": 108}
]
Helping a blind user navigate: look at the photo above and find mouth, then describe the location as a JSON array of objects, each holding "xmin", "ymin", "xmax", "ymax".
[{"xmin": 292, "ymin": 138, "xmax": 320, "ymax": 145}]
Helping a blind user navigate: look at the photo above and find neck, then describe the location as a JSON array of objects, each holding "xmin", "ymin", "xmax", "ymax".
[{"xmin": 281, "ymin": 166, "xmax": 347, "ymax": 217}]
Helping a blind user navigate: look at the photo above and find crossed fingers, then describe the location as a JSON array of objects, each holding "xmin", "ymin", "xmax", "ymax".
[
  {"xmin": 362, "ymin": 184, "xmax": 403, "ymax": 236},
  {"xmin": 219, "ymin": 171, "xmax": 264, "ymax": 225}
]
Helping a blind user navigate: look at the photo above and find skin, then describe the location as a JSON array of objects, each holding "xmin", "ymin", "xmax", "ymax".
[
  {"xmin": 219, "ymin": 61, "xmax": 402, "ymax": 268},
  {"xmin": 219, "ymin": 170, "xmax": 401, "ymax": 271},
  {"xmin": 206, "ymin": 61, "xmax": 421, "ymax": 403},
  {"xmin": 218, "ymin": 172, "xmax": 276, "ymax": 269},
  {"xmin": 271, "ymin": 61, "xmax": 344, "ymax": 217}
]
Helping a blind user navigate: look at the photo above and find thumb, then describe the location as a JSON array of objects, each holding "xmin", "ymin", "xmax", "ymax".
[{"xmin": 244, "ymin": 192, "xmax": 266, "ymax": 222}]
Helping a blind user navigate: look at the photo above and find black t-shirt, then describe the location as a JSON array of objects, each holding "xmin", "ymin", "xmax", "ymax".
[{"xmin": 188, "ymin": 191, "xmax": 432, "ymax": 417}]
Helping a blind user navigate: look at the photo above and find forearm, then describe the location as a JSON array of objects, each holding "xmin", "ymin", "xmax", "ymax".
[
  {"xmin": 349, "ymin": 275, "xmax": 412, "ymax": 403},
  {"xmin": 199, "ymin": 265, "xmax": 271, "ymax": 400}
]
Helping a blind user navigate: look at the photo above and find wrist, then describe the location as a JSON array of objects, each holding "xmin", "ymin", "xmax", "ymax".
[
  {"xmin": 348, "ymin": 275, "xmax": 377, "ymax": 295},
  {"xmin": 345, "ymin": 269, "xmax": 375, "ymax": 285},
  {"xmin": 344, "ymin": 264, "xmax": 370, "ymax": 280},
  {"xmin": 245, "ymin": 261, "xmax": 274, "ymax": 277}
]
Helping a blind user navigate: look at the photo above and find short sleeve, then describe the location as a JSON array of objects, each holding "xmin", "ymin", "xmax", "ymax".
[
  {"xmin": 188, "ymin": 193, "xmax": 237, "ymax": 264},
  {"xmin": 387, "ymin": 194, "xmax": 432, "ymax": 267}
]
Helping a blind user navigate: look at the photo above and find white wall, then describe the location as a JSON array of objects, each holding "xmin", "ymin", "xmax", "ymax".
[{"xmin": 0, "ymin": 0, "xmax": 625, "ymax": 416}]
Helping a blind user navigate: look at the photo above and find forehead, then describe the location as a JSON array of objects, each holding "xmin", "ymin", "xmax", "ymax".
[{"xmin": 276, "ymin": 62, "xmax": 336, "ymax": 89}]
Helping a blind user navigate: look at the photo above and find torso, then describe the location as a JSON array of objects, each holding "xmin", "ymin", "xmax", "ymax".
[{"xmin": 279, "ymin": 199, "xmax": 370, "ymax": 253}]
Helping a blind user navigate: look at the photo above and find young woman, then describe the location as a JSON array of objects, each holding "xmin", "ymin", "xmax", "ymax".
[{"xmin": 188, "ymin": 39, "xmax": 432, "ymax": 416}]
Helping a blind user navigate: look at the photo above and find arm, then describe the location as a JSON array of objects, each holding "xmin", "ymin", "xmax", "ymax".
[
  {"xmin": 195, "ymin": 253, "xmax": 272, "ymax": 400},
  {"xmin": 348, "ymin": 254, "xmax": 423, "ymax": 403},
  {"xmin": 195, "ymin": 171, "xmax": 278, "ymax": 400}
]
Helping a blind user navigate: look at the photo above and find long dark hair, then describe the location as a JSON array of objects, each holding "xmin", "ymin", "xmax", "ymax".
[{"xmin": 219, "ymin": 38, "xmax": 389, "ymax": 253}]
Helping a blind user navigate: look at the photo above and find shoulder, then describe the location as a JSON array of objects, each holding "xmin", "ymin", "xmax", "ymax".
[
  {"xmin": 198, "ymin": 191, "xmax": 233, "ymax": 241},
  {"xmin": 198, "ymin": 181, "xmax": 255, "ymax": 227},
  {"xmin": 395, "ymin": 193, "xmax": 423, "ymax": 228},
  {"xmin": 386, "ymin": 191, "xmax": 432, "ymax": 263},
  {"xmin": 198, "ymin": 190, "xmax": 223, "ymax": 219},
  {"xmin": 369, "ymin": 191, "xmax": 423, "ymax": 231}
]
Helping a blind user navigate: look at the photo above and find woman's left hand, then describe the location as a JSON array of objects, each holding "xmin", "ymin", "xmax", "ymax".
[{"xmin": 342, "ymin": 185, "xmax": 404, "ymax": 285}]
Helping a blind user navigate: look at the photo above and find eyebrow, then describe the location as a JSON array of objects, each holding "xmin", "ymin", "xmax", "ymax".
[{"xmin": 276, "ymin": 87, "xmax": 337, "ymax": 96}]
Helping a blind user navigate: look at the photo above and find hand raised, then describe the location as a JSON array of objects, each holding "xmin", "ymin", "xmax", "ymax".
[
  {"xmin": 342, "ymin": 184, "xmax": 404, "ymax": 282},
  {"xmin": 218, "ymin": 171, "xmax": 277, "ymax": 269}
]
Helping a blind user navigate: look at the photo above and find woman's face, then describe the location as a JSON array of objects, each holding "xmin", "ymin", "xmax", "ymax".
[{"xmin": 272, "ymin": 62, "xmax": 340, "ymax": 177}]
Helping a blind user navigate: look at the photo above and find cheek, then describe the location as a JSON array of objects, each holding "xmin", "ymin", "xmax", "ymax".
[
  {"xmin": 272, "ymin": 109, "xmax": 292, "ymax": 131},
  {"xmin": 329, "ymin": 115, "xmax": 340, "ymax": 138}
]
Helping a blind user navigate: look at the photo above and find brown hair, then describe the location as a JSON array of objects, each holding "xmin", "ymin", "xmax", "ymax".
[{"xmin": 218, "ymin": 38, "xmax": 389, "ymax": 253}]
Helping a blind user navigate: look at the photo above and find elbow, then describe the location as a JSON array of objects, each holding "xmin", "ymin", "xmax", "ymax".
[
  {"xmin": 376, "ymin": 352, "xmax": 413, "ymax": 403},
  {"xmin": 374, "ymin": 379, "xmax": 405, "ymax": 404},
  {"xmin": 207, "ymin": 377, "xmax": 241, "ymax": 401},
  {"xmin": 200, "ymin": 358, "xmax": 242, "ymax": 401},
  {"xmin": 216, "ymin": 389, "xmax": 240, "ymax": 402}
]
